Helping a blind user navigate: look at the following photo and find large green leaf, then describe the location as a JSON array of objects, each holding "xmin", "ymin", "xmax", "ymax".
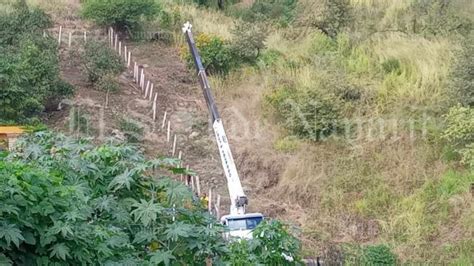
[{"xmin": 0, "ymin": 223, "xmax": 24, "ymax": 248}]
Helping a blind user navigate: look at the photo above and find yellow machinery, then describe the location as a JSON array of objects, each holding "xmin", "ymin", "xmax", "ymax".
[{"xmin": 0, "ymin": 126, "xmax": 25, "ymax": 151}]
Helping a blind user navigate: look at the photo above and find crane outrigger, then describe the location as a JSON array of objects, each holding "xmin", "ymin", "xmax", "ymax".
[{"xmin": 182, "ymin": 22, "xmax": 263, "ymax": 239}]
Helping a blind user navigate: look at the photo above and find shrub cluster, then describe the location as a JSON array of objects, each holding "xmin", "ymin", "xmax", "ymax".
[
  {"xmin": 230, "ymin": 0, "xmax": 297, "ymax": 27},
  {"xmin": 81, "ymin": 0, "xmax": 160, "ymax": 31},
  {"xmin": 0, "ymin": 132, "xmax": 303, "ymax": 265},
  {"xmin": 230, "ymin": 21, "xmax": 267, "ymax": 63},
  {"xmin": 0, "ymin": 1, "xmax": 73, "ymax": 123},
  {"xmin": 266, "ymin": 87, "xmax": 344, "ymax": 141},
  {"xmin": 80, "ymin": 40, "xmax": 125, "ymax": 84},
  {"xmin": 443, "ymin": 105, "xmax": 474, "ymax": 168},
  {"xmin": 183, "ymin": 32, "xmax": 235, "ymax": 75}
]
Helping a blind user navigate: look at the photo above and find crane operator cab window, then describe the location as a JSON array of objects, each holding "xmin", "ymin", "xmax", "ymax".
[{"xmin": 222, "ymin": 213, "xmax": 264, "ymax": 232}]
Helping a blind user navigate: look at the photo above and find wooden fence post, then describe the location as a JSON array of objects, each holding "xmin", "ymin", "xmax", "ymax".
[
  {"xmin": 196, "ymin": 176, "xmax": 201, "ymax": 196},
  {"xmin": 215, "ymin": 195, "xmax": 221, "ymax": 218},
  {"xmin": 114, "ymin": 34, "xmax": 118, "ymax": 50},
  {"xmin": 167, "ymin": 120, "xmax": 171, "ymax": 142},
  {"xmin": 58, "ymin": 26, "xmax": 62, "ymax": 45},
  {"xmin": 127, "ymin": 51, "xmax": 131, "ymax": 68},
  {"xmin": 144, "ymin": 81, "xmax": 150, "ymax": 98},
  {"xmin": 153, "ymin": 93, "xmax": 158, "ymax": 121},
  {"xmin": 124, "ymin": 46, "xmax": 127, "ymax": 61},
  {"xmin": 68, "ymin": 32, "xmax": 72, "ymax": 47},
  {"xmin": 162, "ymin": 111, "xmax": 167, "ymax": 129},
  {"xmin": 149, "ymin": 83, "xmax": 154, "ymax": 101},
  {"xmin": 172, "ymin": 134, "xmax": 177, "ymax": 156},
  {"xmin": 118, "ymin": 41, "xmax": 122, "ymax": 56},
  {"xmin": 208, "ymin": 188, "xmax": 212, "ymax": 213},
  {"xmin": 84, "ymin": 31, "xmax": 87, "ymax": 43}
]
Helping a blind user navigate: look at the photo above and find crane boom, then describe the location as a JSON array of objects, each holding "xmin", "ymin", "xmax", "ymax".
[{"xmin": 182, "ymin": 22, "xmax": 247, "ymax": 215}]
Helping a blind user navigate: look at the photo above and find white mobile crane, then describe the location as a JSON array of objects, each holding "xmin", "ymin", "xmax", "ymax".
[{"xmin": 182, "ymin": 22, "xmax": 264, "ymax": 239}]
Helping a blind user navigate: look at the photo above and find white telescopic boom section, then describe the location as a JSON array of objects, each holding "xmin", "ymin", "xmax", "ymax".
[
  {"xmin": 182, "ymin": 22, "xmax": 247, "ymax": 216},
  {"xmin": 213, "ymin": 120, "xmax": 246, "ymax": 215}
]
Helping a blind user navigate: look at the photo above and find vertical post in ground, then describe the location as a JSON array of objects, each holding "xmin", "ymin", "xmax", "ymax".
[
  {"xmin": 144, "ymin": 81, "xmax": 150, "ymax": 98},
  {"xmin": 215, "ymin": 195, "xmax": 221, "ymax": 218},
  {"xmin": 172, "ymin": 134, "xmax": 177, "ymax": 156},
  {"xmin": 149, "ymin": 83, "xmax": 154, "ymax": 101},
  {"xmin": 118, "ymin": 41, "xmax": 122, "ymax": 56},
  {"xmin": 140, "ymin": 69, "xmax": 145, "ymax": 89},
  {"xmin": 153, "ymin": 93, "xmax": 158, "ymax": 121},
  {"xmin": 127, "ymin": 52, "xmax": 131, "ymax": 68},
  {"xmin": 133, "ymin": 62, "xmax": 137, "ymax": 80},
  {"xmin": 58, "ymin": 26, "xmax": 62, "ymax": 45},
  {"xmin": 162, "ymin": 111, "xmax": 167, "ymax": 129},
  {"xmin": 110, "ymin": 28, "xmax": 113, "ymax": 47},
  {"xmin": 68, "ymin": 32, "xmax": 72, "ymax": 47},
  {"xmin": 124, "ymin": 46, "xmax": 127, "ymax": 61},
  {"xmin": 114, "ymin": 34, "xmax": 118, "ymax": 51},
  {"xmin": 167, "ymin": 121, "xmax": 171, "ymax": 142},
  {"xmin": 196, "ymin": 176, "xmax": 201, "ymax": 196},
  {"xmin": 208, "ymin": 188, "xmax": 212, "ymax": 213},
  {"xmin": 84, "ymin": 31, "xmax": 87, "ymax": 43},
  {"xmin": 191, "ymin": 175, "xmax": 195, "ymax": 192}
]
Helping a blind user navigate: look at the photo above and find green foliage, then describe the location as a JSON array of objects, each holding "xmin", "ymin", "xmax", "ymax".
[
  {"xmin": 267, "ymin": 87, "xmax": 344, "ymax": 141},
  {"xmin": 442, "ymin": 105, "xmax": 474, "ymax": 147},
  {"xmin": 81, "ymin": 40, "xmax": 125, "ymax": 84},
  {"xmin": 381, "ymin": 58, "xmax": 402, "ymax": 75},
  {"xmin": 0, "ymin": 2, "xmax": 72, "ymax": 123},
  {"xmin": 97, "ymin": 73, "xmax": 121, "ymax": 93},
  {"xmin": 0, "ymin": 132, "xmax": 228, "ymax": 264},
  {"xmin": 362, "ymin": 245, "xmax": 397, "ymax": 265},
  {"xmin": 451, "ymin": 34, "xmax": 474, "ymax": 107},
  {"xmin": 183, "ymin": 33, "xmax": 235, "ymax": 75},
  {"xmin": 310, "ymin": 0, "xmax": 352, "ymax": 38},
  {"xmin": 225, "ymin": 220, "xmax": 302, "ymax": 265},
  {"xmin": 409, "ymin": 0, "xmax": 472, "ymax": 36},
  {"xmin": 81, "ymin": 0, "xmax": 160, "ymax": 31},
  {"xmin": 230, "ymin": 21, "xmax": 267, "ymax": 63},
  {"xmin": 119, "ymin": 118, "xmax": 144, "ymax": 143},
  {"xmin": 232, "ymin": 0, "xmax": 297, "ymax": 27},
  {"xmin": 0, "ymin": 0, "xmax": 52, "ymax": 46}
]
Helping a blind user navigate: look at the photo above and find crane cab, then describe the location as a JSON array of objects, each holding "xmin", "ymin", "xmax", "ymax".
[{"xmin": 221, "ymin": 213, "xmax": 264, "ymax": 239}]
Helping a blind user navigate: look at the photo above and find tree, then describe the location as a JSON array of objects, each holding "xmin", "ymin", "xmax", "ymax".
[
  {"xmin": 81, "ymin": 0, "xmax": 160, "ymax": 31},
  {"xmin": 231, "ymin": 21, "xmax": 267, "ymax": 63},
  {"xmin": 0, "ymin": 2, "xmax": 73, "ymax": 123}
]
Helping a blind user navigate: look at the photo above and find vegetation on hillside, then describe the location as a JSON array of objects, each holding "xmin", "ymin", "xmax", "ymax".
[
  {"xmin": 159, "ymin": 0, "xmax": 474, "ymax": 263},
  {"xmin": 0, "ymin": 2, "xmax": 73, "ymax": 123},
  {"xmin": 0, "ymin": 132, "xmax": 302, "ymax": 265}
]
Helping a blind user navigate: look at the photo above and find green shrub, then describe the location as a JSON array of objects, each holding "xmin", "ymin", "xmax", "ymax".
[
  {"xmin": 81, "ymin": 41, "xmax": 125, "ymax": 83},
  {"xmin": 231, "ymin": 0, "xmax": 297, "ymax": 27},
  {"xmin": 267, "ymin": 87, "xmax": 344, "ymax": 141},
  {"xmin": 97, "ymin": 73, "xmax": 120, "ymax": 93},
  {"xmin": 119, "ymin": 118, "xmax": 144, "ymax": 143},
  {"xmin": 81, "ymin": 0, "xmax": 159, "ymax": 31},
  {"xmin": 225, "ymin": 220, "xmax": 302, "ymax": 265},
  {"xmin": 0, "ymin": 132, "xmax": 226, "ymax": 264},
  {"xmin": 0, "ymin": 31, "xmax": 72, "ymax": 123},
  {"xmin": 451, "ymin": 34, "xmax": 474, "ymax": 107},
  {"xmin": 309, "ymin": 0, "xmax": 352, "ymax": 38},
  {"xmin": 182, "ymin": 33, "xmax": 235, "ymax": 75},
  {"xmin": 409, "ymin": 0, "xmax": 472, "ymax": 36},
  {"xmin": 381, "ymin": 58, "xmax": 402, "ymax": 75},
  {"xmin": 362, "ymin": 245, "xmax": 397, "ymax": 265},
  {"xmin": 0, "ymin": 0, "xmax": 52, "ymax": 46},
  {"xmin": 230, "ymin": 21, "xmax": 267, "ymax": 63},
  {"xmin": 257, "ymin": 49, "xmax": 283, "ymax": 68},
  {"xmin": 442, "ymin": 105, "xmax": 474, "ymax": 167}
]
